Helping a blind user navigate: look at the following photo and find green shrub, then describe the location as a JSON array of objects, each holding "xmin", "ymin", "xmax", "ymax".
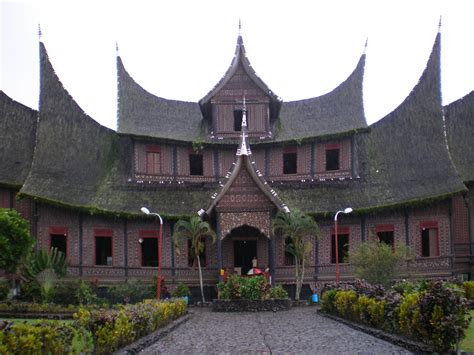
[
  {"xmin": 269, "ymin": 285, "xmax": 289, "ymax": 299},
  {"xmin": 0, "ymin": 301, "xmax": 77, "ymax": 314},
  {"xmin": 19, "ymin": 280, "xmax": 42, "ymax": 303},
  {"xmin": 463, "ymin": 281, "xmax": 474, "ymax": 300},
  {"xmin": 334, "ymin": 290, "xmax": 357, "ymax": 319},
  {"xmin": 0, "ymin": 319, "xmax": 76, "ymax": 354},
  {"xmin": 321, "ymin": 289, "xmax": 337, "ymax": 313},
  {"xmin": 172, "ymin": 283, "xmax": 191, "ymax": 298},
  {"xmin": 108, "ymin": 280, "xmax": 154, "ymax": 304}
]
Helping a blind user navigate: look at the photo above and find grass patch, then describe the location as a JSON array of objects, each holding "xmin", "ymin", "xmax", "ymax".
[
  {"xmin": 1, "ymin": 318, "xmax": 93, "ymax": 353},
  {"xmin": 460, "ymin": 310, "xmax": 474, "ymax": 352}
]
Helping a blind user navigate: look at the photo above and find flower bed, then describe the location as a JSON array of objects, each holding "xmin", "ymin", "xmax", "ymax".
[
  {"xmin": 0, "ymin": 299, "xmax": 186, "ymax": 354},
  {"xmin": 214, "ymin": 275, "xmax": 290, "ymax": 312},
  {"xmin": 320, "ymin": 280, "xmax": 470, "ymax": 353}
]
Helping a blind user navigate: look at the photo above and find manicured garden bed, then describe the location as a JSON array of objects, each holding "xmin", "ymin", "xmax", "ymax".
[{"xmin": 320, "ymin": 279, "xmax": 471, "ymax": 353}]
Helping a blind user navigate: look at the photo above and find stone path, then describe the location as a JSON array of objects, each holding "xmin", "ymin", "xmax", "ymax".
[{"xmin": 140, "ymin": 307, "xmax": 411, "ymax": 354}]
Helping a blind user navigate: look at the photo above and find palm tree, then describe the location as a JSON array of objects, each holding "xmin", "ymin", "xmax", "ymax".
[
  {"xmin": 272, "ymin": 209, "xmax": 319, "ymax": 301},
  {"xmin": 173, "ymin": 216, "xmax": 216, "ymax": 303}
]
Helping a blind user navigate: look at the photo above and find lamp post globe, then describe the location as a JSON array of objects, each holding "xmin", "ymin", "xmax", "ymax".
[
  {"xmin": 140, "ymin": 206, "xmax": 163, "ymax": 300},
  {"xmin": 334, "ymin": 207, "xmax": 353, "ymax": 283}
]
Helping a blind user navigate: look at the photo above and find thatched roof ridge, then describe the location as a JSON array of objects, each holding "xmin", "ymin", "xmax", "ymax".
[
  {"xmin": 117, "ymin": 56, "xmax": 204, "ymax": 141},
  {"xmin": 444, "ymin": 90, "xmax": 474, "ymax": 183},
  {"xmin": 199, "ymin": 34, "xmax": 281, "ymax": 119},
  {"xmin": 277, "ymin": 32, "xmax": 466, "ymax": 214},
  {"xmin": 0, "ymin": 91, "xmax": 37, "ymax": 187},
  {"xmin": 275, "ymin": 52, "xmax": 367, "ymax": 141}
]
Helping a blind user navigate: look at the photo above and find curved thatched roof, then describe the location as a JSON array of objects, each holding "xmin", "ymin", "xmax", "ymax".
[
  {"xmin": 444, "ymin": 90, "xmax": 474, "ymax": 183},
  {"xmin": 276, "ymin": 53, "xmax": 367, "ymax": 141},
  {"xmin": 15, "ymin": 33, "xmax": 467, "ymax": 217},
  {"xmin": 117, "ymin": 56, "xmax": 203, "ymax": 142},
  {"xmin": 277, "ymin": 32, "xmax": 466, "ymax": 214},
  {"xmin": 0, "ymin": 91, "xmax": 37, "ymax": 188}
]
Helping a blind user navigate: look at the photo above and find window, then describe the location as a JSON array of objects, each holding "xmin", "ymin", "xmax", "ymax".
[
  {"xmin": 376, "ymin": 225, "xmax": 394, "ymax": 248},
  {"xmin": 140, "ymin": 230, "xmax": 159, "ymax": 267},
  {"xmin": 331, "ymin": 233, "xmax": 349, "ymax": 264},
  {"xmin": 95, "ymin": 237, "xmax": 112, "ymax": 266},
  {"xmin": 284, "ymin": 237, "xmax": 295, "ymax": 266},
  {"xmin": 50, "ymin": 234, "xmax": 67, "ymax": 256},
  {"xmin": 283, "ymin": 148, "xmax": 297, "ymax": 174},
  {"xmin": 49, "ymin": 227, "xmax": 67, "ymax": 256},
  {"xmin": 421, "ymin": 222, "xmax": 439, "ymax": 257},
  {"xmin": 234, "ymin": 110, "xmax": 243, "ymax": 131},
  {"xmin": 326, "ymin": 148, "xmax": 340, "ymax": 171},
  {"xmin": 189, "ymin": 153, "xmax": 203, "ymax": 176},
  {"xmin": 188, "ymin": 238, "xmax": 206, "ymax": 267},
  {"xmin": 146, "ymin": 145, "xmax": 161, "ymax": 175}
]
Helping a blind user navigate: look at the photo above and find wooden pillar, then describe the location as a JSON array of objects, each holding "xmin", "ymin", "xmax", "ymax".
[
  {"xmin": 78, "ymin": 213, "xmax": 83, "ymax": 277},
  {"xmin": 216, "ymin": 213, "xmax": 223, "ymax": 281}
]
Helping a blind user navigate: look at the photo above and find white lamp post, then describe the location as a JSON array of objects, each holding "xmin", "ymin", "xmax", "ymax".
[
  {"xmin": 141, "ymin": 207, "xmax": 163, "ymax": 300},
  {"xmin": 334, "ymin": 207, "xmax": 353, "ymax": 283}
]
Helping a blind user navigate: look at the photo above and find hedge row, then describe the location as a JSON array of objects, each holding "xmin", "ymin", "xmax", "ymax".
[
  {"xmin": 75, "ymin": 299, "xmax": 186, "ymax": 354},
  {"xmin": 321, "ymin": 280, "xmax": 470, "ymax": 353},
  {"xmin": 0, "ymin": 299, "xmax": 186, "ymax": 354}
]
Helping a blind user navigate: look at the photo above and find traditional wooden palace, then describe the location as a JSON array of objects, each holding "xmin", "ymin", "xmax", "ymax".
[{"xmin": 1, "ymin": 28, "xmax": 473, "ymax": 291}]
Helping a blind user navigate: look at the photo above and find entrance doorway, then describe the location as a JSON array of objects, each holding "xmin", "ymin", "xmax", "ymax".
[{"xmin": 233, "ymin": 240, "xmax": 257, "ymax": 275}]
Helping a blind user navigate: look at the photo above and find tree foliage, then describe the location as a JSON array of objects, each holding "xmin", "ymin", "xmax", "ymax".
[
  {"xmin": 272, "ymin": 208, "xmax": 319, "ymax": 300},
  {"xmin": 0, "ymin": 208, "xmax": 34, "ymax": 274},
  {"xmin": 349, "ymin": 239, "xmax": 414, "ymax": 287},
  {"xmin": 173, "ymin": 216, "xmax": 216, "ymax": 303}
]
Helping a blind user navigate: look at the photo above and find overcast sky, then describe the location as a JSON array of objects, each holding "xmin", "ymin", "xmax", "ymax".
[{"xmin": 1, "ymin": 0, "xmax": 474, "ymax": 130}]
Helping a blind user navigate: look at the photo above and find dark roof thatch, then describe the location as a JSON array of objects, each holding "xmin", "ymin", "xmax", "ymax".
[
  {"xmin": 277, "ymin": 32, "xmax": 466, "ymax": 214},
  {"xmin": 117, "ymin": 56, "xmax": 203, "ymax": 142},
  {"xmin": 199, "ymin": 34, "xmax": 281, "ymax": 121},
  {"xmin": 20, "ymin": 42, "xmax": 212, "ymax": 217},
  {"xmin": 444, "ymin": 90, "xmax": 474, "ymax": 183},
  {"xmin": 275, "ymin": 53, "xmax": 367, "ymax": 142},
  {"xmin": 0, "ymin": 91, "xmax": 37, "ymax": 187}
]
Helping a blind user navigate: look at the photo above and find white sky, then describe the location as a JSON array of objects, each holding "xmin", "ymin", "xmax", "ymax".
[{"xmin": 1, "ymin": 0, "xmax": 474, "ymax": 130}]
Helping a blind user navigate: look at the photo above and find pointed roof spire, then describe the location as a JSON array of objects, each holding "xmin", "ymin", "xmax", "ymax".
[
  {"xmin": 237, "ymin": 97, "xmax": 250, "ymax": 156},
  {"xmin": 116, "ymin": 41, "xmax": 119, "ymax": 56},
  {"xmin": 239, "ymin": 18, "xmax": 242, "ymax": 35},
  {"xmin": 438, "ymin": 16, "xmax": 442, "ymax": 32},
  {"xmin": 364, "ymin": 38, "xmax": 368, "ymax": 55},
  {"xmin": 38, "ymin": 24, "xmax": 42, "ymax": 39}
]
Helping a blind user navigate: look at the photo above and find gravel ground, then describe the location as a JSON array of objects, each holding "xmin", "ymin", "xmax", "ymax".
[{"xmin": 140, "ymin": 307, "xmax": 411, "ymax": 354}]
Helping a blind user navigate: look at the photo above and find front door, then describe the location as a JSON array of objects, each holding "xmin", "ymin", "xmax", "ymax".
[{"xmin": 233, "ymin": 240, "xmax": 257, "ymax": 275}]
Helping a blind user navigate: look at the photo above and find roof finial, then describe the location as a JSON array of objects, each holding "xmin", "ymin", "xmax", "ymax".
[
  {"xmin": 116, "ymin": 41, "xmax": 119, "ymax": 55},
  {"xmin": 239, "ymin": 18, "xmax": 242, "ymax": 35},
  {"xmin": 364, "ymin": 37, "xmax": 368, "ymax": 55},
  {"xmin": 38, "ymin": 24, "xmax": 42, "ymax": 39},
  {"xmin": 438, "ymin": 16, "xmax": 442, "ymax": 32}
]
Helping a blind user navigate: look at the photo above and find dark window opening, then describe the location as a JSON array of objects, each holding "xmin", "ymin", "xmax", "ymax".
[
  {"xmin": 146, "ymin": 152, "xmax": 161, "ymax": 175},
  {"xmin": 421, "ymin": 227, "xmax": 439, "ymax": 257},
  {"xmin": 331, "ymin": 234, "xmax": 349, "ymax": 264},
  {"xmin": 326, "ymin": 149, "xmax": 340, "ymax": 171},
  {"xmin": 284, "ymin": 237, "xmax": 295, "ymax": 266},
  {"xmin": 377, "ymin": 231, "xmax": 394, "ymax": 248},
  {"xmin": 188, "ymin": 238, "xmax": 207, "ymax": 267},
  {"xmin": 141, "ymin": 238, "xmax": 158, "ymax": 266},
  {"xmin": 234, "ymin": 110, "xmax": 243, "ymax": 131},
  {"xmin": 283, "ymin": 152, "xmax": 297, "ymax": 174},
  {"xmin": 189, "ymin": 154, "xmax": 203, "ymax": 176},
  {"xmin": 50, "ymin": 234, "xmax": 67, "ymax": 256},
  {"xmin": 95, "ymin": 236, "xmax": 112, "ymax": 266}
]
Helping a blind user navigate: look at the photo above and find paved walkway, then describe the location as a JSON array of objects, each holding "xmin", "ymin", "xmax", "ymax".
[{"xmin": 141, "ymin": 307, "xmax": 411, "ymax": 354}]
